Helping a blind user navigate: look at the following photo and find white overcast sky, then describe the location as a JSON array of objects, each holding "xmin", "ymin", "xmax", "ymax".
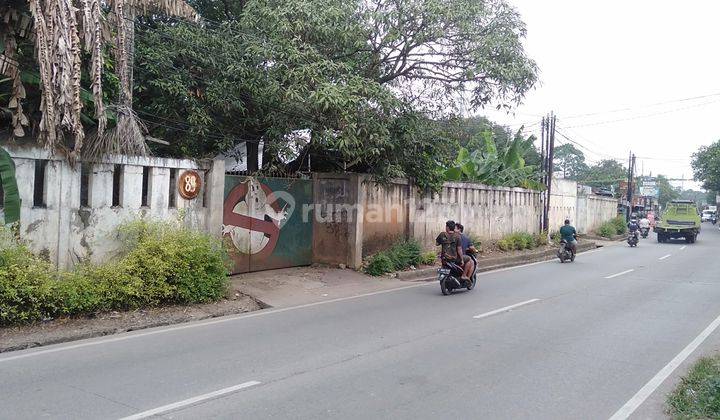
[{"xmin": 480, "ymin": 0, "xmax": 720, "ymax": 191}]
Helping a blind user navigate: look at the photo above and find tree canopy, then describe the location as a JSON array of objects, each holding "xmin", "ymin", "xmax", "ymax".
[
  {"xmin": 692, "ymin": 140, "xmax": 720, "ymax": 192},
  {"xmin": 1, "ymin": 0, "xmax": 538, "ymax": 190},
  {"xmin": 553, "ymin": 143, "xmax": 588, "ymax": 180}
]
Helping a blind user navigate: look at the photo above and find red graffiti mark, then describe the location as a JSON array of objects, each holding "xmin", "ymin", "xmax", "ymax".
[{"xmin": 223, "ymin": 182, "xmax": 283, "ymax": 260}]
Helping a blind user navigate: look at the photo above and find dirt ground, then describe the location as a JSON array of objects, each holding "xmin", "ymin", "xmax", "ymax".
[{"xmin": 0, "ymin": 291, "xmax": 262, "ymax": 353}]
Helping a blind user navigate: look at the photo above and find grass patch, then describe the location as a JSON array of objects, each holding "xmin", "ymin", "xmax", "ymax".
[
  {"xmin": 667, "ymin": 354, "xmax": 720, "ymax": 419},
  {"xmin": 0, "ymin": 220, "xmax": 229, "ymax": 326},
  {"xmin": 365, "ymin": 240, "xmax": 422, "ymax": 276}
]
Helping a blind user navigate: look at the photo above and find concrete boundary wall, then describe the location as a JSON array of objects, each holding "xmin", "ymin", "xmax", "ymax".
[
  {"xmin": 5, "ymin": 146, "xmax": 224, "ymax": 269},
  {"xmin": 311, "ymin": 175, "xmax": 618, "ymax": 268},
  {"xmin": 576, "ymin": 194, "xmax": 618, "ymax": 234}
]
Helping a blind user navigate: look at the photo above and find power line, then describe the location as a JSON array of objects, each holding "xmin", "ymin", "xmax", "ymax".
[
  {"xmin": 564, "ymin": 98, "xmax": 720, "ymax": 129},
  {"xmin": 560, "ymin": 92, "xmax": 720, "ymax": 120}
]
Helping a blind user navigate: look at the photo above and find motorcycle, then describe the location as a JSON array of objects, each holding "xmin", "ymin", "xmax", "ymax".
[
  {"xmin": 437, "ymin": 254, "xmax": 477, "ymax": 296},
  {"xmin": 557, "ymin": 239, "xmax": 575, "ymax": 263},
  {"xmin": 627, "ymin": 231, "xmax": 639, "ymax": 247},
  {"xmin": 640, "ymin": 227, "xmax": 649, "ymax": 238}
]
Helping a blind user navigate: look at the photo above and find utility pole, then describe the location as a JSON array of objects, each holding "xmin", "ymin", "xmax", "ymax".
[
  {"xmin": 542, "ymin": 112, "xmax": 556, "ymax": 232},
  {"xmin": 626, "ymin": 152, "xmax": 636, "ymax": 220},
  {"xmin": 539, "ymin": 116, "xmax": 546, "ymax": 232}
]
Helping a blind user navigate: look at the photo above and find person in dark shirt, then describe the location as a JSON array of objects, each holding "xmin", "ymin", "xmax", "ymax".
[
  {"xmin": 435, "ymin": 220, "xmax": 469, "ymax": 282},
  {"xmin": 559, "ymin": 219, "xmax": 577, "ymax": 255},
  {"xmin": 455, "ymin": 223, "xmax": 476, "ymax": 280}
]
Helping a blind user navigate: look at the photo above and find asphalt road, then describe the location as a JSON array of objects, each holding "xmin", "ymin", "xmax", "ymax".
[{"xmin": 2, "ymin": 226, "xmax": 720, "ymax": 419}]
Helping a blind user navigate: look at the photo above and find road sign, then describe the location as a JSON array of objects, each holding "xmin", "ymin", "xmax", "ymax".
[{"xmin": 640, "ymin": 177, "xmax": 659, "ymax": 198}]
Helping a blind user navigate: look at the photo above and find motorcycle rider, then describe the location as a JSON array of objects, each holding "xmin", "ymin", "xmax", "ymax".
[
  {"xmin": 639, "ymin": 216, "xmax": 650, "ymax": 236},
  {"xmin": 559, "ymin": 219, "xmax": 578, "ymax": 256},
  {"xmin": 627, "ymin": 217, "xmax": 640, "ymax": 241},
  {"xmin": 436, "ymin": 220, "xmax": 470, "ymax": 284}
]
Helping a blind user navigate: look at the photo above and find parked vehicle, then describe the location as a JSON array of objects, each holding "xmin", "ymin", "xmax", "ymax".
[
  {"xmin": 437, "ymin": 255, "xmax": 477, "ymax": 295},
  {"xmin": 627, "ymin": 231, "xmax": 639, "ymax": 247},
  {"xmin": 557, "ymin": 239, "xmax": 575, "ymax": 263},
  {"xmin": 655, "ymin": 200, "xmax": 701, "ymax": 243}
]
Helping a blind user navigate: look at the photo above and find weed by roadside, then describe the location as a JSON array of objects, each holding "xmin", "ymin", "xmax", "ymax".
[
  {"xmin": 667, "ymin": 353, "xmax": 720, "ymax": 419},
  {"xmin": 596, "ymin": 216, "xmax": 628, "ymax": 238},
  {"xmin": 365, "ymin": 240, "xmax": 423, "ymax": 276},
  {"xmin": 497, "ymin": 232, "xmax": 543, "ymax": 252}
]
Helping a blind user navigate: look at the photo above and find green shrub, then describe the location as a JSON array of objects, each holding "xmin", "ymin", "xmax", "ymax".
[
  {"xmin": 0, "ymin": 220, "xmax": 230, "ymax": 326},
  {"xmin": 497, "ymin": 232, "xmax": 538, "ymax": 251},
  {"xmin": 611, "ymin": 216, "xmax": 627, "ymax": 235},
  {"xmin": 365, "ymin": 239, "xmax": 425, "ymax": 276},
  {"xmin": 597, "ymin": 222, "xmax": 615, "ymax": 238},
  {"xmin": 549, "ymin": 231, "xmax": 561, "ymax": 244},
  {"xmin": 419, "ymin": 251, "xmax": 437, "ymax": 266},
  {"xmin": 119, "ymin": 220, "xmax": 229, "ymax": 304},
  {"xmin": 519, "ymin": 233, "xmax": 535, "ymax": 249},
  {"xmin": 384, "ymin": 240, "xmax": 422, "ymax": 271},
  {"xmin": 534, "ymin": 231, "xmax": 549, "ymax": 247},
  {"xmin": 497, "ymin": 238, "xmax": 513, "ymax": 251},
  {"xmin": 0, "ymin": 233, "xmax": 57, "ymax": 324},
  {"xmin": 365, "ymin": 252, "xmax": 395, "ymax": 276}
]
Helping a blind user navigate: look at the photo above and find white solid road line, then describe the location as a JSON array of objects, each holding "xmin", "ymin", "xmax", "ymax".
[
  {"xmin": 608, "ymin": 313, "xmax": 720, "ymax": 420},
  {"xmin": 680, "ymin": 245, "xmax": 687, "ymax": 250},
  {"xmin": 118, "ymin": 380, "xmax": 261, "ymax": 420},
  {"xmin": 605, "ymin": 269, "xmax": 635, "ymax": 279},
  {"xmin": 658, "ymin": 254, "xmax": 672, "ymax": 260},
  {"xmin": 473, "ymin": 299, "xmax": 541, "ymax": 319},
  {"xmin": 0, "ymin": 248, "xmax": 605, "ymax": 363}
]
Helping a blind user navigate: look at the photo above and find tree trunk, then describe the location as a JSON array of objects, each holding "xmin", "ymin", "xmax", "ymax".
[{"xmin": 246, "ymin": 141, "xmax": 259, "ymax": 172}]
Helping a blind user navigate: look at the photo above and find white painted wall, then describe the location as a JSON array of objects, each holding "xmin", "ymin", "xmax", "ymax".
[
  {"xmin": 412, "ymin": 182, "xmax": 542, "ymax": 249},
  {"xmin": 576, "ymin": 194, "xmax": 618, "ymax": 234},
  {"xmin": 6, "ymin": 146, "xmax": 225, "ymax": 269},
  {"xmin": 548, "ymin": 178, "xmax": 578, "ymax": 232}
]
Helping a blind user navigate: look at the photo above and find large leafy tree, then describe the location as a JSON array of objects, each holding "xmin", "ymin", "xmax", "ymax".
[
  {"xmin": 579, "ymin": 159, "xmax": 627, "ymax": 192},
  {"xmin": 360, "ymin": 0, "xmax": 537, "ymax": 113},
  {"xmin": 553, "ymin": 143, "xmax": 588, "ymax": 180},
  {"xmin": 692, "ymin": 140, "xmax": 720, "ymax": 192},
  {"xmin": 133, "ymin": 0, "xmax": 537, "ymax": 180}
]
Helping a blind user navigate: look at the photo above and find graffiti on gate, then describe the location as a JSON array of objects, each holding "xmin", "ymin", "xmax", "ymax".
[{"xmin": 223, "ymin": 176, "xmax": 313, "ymax": 273}]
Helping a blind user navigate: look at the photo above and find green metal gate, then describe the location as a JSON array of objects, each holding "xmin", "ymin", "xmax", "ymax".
[{"xmin": 223, "ymin": 175, "xmax": 314, "ymax": 274}]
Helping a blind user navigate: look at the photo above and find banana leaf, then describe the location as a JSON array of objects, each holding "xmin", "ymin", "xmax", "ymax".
[{"xmin": 0, "ymin": 147, "xmax": 21, "ymax": 225}]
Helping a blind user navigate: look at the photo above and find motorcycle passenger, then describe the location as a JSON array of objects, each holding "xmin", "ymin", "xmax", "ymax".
[
  {"xmin": 559, "ymin": 219, "xmax": 578, "ymax": 256},
  {"xmin": 436, "ymin": 220, "xmax": 469, "ymax": 283},
  {"xmin": 454, "ymin": 223, "xmax": 476, "ymax": 280},
  {"xmin": 639, "ymin": 216, "xmax": 650, "ymax": 235}
]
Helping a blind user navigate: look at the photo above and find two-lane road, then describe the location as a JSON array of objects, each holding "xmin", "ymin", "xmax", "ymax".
[{"xmin": 2, "ymin": 227, "xmax": 720, "ymax": 419}]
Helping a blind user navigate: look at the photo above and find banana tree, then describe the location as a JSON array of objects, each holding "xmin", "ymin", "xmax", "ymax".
[
  {"xmin": 0, "ymin": 146, "xmax": 20, "ymax": 226},
  {"xmin": 1, "ymin": 0, "xmax": 197, "ymax": 161},
  {"xmin": 444, "ymin": 130, "xmax": 543, "ymax": 190}
]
